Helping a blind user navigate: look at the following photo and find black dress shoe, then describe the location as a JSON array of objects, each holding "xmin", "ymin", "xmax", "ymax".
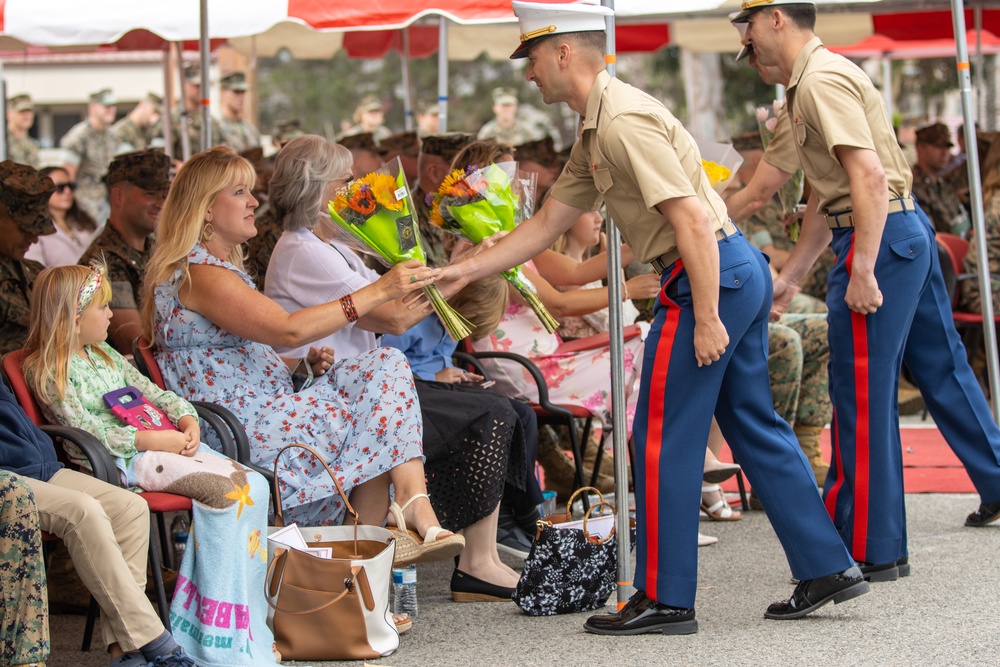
[
  {"xmin": 450, "ymin": 569, "xmax": 514, "ymax": 602},
  {"xmin": 584, "ymin": 591, "xmax": 697, "ymax": 635},
  {"xmin": 856, "ymin": 560, "xmax": 899, "ymax": 583},
  {"xmin": 896, "ymin": 556, "xmax": 911, "ymax": 578},
  {"xmin": 965, "ymin": 500, "xmax": 1000, "ymax": 527},
  {"xmin": 765, "ymin": 565, "xmax": 869, "ymax": 620}
]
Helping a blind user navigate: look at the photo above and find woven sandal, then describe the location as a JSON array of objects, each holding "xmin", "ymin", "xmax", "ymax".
[
  {"xmin": 700, "ymin": 484, "xmax": 742, "ymax": 521},
  {"xmin": 393, "ymin": 613, "xmax": 413, "ymax": 635},
  {"xmin": 389, "ymin": 493, "xmax": 465, "ymax": 566}
]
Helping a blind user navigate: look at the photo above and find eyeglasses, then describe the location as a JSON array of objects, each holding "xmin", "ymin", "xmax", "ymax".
[{"xmin": 53, "ymin": 182, "xmax": 77, "ymax": 193}]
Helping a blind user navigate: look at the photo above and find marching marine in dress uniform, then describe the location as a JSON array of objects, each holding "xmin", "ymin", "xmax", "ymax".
[
  {"xmin": 735, "ymin": 1, "xmax": 1000, "ymax": 543},
  {"xmin": 442, "ymin": 0, "xmax": 867, "ymax": 634}
]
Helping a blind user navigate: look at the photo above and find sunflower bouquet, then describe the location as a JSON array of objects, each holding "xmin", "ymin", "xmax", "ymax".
[
  {"xmin": 326, "ymin": 156, "xmax": 472, "ymax": 340},
  {"xmin": 427, "ymin": 161, "xmax": 559, "ymax": 333}
]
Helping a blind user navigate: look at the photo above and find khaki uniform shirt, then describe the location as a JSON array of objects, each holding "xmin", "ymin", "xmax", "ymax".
[
  {"xmin": 785, "ymin": 37, "xmax": 911, "ymax": 213},
  {"xmin": 60, "ymin": 120, "xmax": 117, "ymax": 222},
  {"xmin": 79, "ymin": 224, "xmax": 150, "ymax": 310},
  {"xmin": 7, "ymin": 134, "xmax": 39, "ymax": 168},
  {"xmin": 550, "ymin": 70, "xmax": 729, "ymax": 264},
  {"xmin": 0, "ymin": 256, "xmax": 41, "ymax": 355},
  {"xmin": 911, "ymin": 163, "xmax": 969, "ymax": 234},
  {"xmin": 216, "ymin": 117, "xmax": 261, "ymax": 153}
]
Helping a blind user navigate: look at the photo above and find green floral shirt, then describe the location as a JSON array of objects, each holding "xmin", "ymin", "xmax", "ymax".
[{"xmin": 38, "ymin": 342, "xmax": 197, "ymax": 466}]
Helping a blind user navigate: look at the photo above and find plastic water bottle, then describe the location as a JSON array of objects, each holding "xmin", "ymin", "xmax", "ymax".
[
  {"xmin": 170, "ymin": 514, "xmax": 190, "ymax": 568},
  {"xmin": 392, "ymin": 565, "xmax": 418, "ymax": 619}
]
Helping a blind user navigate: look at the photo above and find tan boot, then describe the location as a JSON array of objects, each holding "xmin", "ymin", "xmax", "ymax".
[
  {"xmin": 536, "ymin": 427, "xmax": 579, "ymax": 502},
  {"xmin": 582, "ymin": 429, "xmax": 617, "ymax": 494},
  {"xmin": 898, "ymin": 376, "xmax": 925, "ymax": 416},
  {"xmin": 794, "ymin": 425, "xmax": 829, "ymax": 488}
]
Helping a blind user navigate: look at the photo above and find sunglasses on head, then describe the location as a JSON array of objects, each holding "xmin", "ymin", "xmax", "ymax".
[{"xmin": 54, "ymin": 182, "xmax": 77, "ymax": 193}]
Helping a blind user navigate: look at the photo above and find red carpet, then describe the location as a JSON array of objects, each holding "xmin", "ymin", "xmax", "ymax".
[{"xmin": 720, "ymin": 426, "xmax": 976, "ymax": 494}]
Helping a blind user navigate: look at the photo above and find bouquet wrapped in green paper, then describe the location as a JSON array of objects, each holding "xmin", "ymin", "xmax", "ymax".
[
  {"xmin": 326, "ymin": 156, "xmax": 472, "ymax": 340},
  {"xmin": 427, "ymin": 161, "xmax": 559, "ymax": 333}
]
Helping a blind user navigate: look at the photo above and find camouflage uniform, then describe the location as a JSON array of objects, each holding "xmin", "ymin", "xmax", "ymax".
[
  {"xmin": 0, "ymin": 161, "xmax": 55, "ymax": 355},
  {"xmin": 477, "ymin": 116, "xmax": 549, "ymax": 147},
  {"xmin": 0, "ymin": 471, "xmax": 48, "ymax": 666},
  {"xmin": 740, "ymin": 194, "xmax": 835, "ymax": 301},
  {"xmin": 112, "ymin": 116, "xmax": 152, "ymax": 153},
  {"xmin": 167, "ymin": 106, "xmax": 221, "ymax": 158},
  {"xmin": 79, "ymin": 224, "xmax": 149, "ymax": 310},
  {"xmin": 0, "ymin": 256, "xmax": 41, "ymax": 356},
  {"xmin": 7, "ymin": 135, "xmax": 39, "ymax": 169},
  {"xmin": 342, "ymin": 124, "xmax": 392, "ymax": 142},
  {"xmin": 216, "ymin": 116, "xmax": 261, "ymax": 153},
  {"xmin": 960, "ymin": 192, "xmax": 1000, "ymax": 314},
  {"xmin": 911, "ymin": 163, "xmax": 969, "ymax": 235},
  {"xmin": 60, "ymin": 120, "xmax": 117, "ymax": 222},
  {"xmin": 243, "ymin": 199, "xmax": 281, "ymax": 291}
]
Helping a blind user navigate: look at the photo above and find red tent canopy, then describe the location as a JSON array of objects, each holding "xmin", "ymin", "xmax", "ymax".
[{"xmin": 874, "ymin": 9, "xmax": 1000, "ymax": 41}]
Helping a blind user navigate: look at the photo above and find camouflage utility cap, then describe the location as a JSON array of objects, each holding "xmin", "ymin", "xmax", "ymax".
[
  {"xmin": 515, "ymin": 137, "xmax": 559, "ymax": 166},
  {"xmin": 0, "ymin": 161, "xmax": 56, "ymax": 235},
  {"xmin": 221, "ymin": 71, "xmax": 250, "ymax": 91},
  {"xmin": 90, "ymin": 88, "xmax": 117, "ymax": 106},
  {"xmin": 339, "ymin": 132, "xmax": 387, "ymax": 155},
  {"xmin": 915, "ymin": 123, "xmax": 954, "ymax": 148},
  {"xmin": 273, "ymin": 119, "xmax": 304, "ymax": 143},
  {"xmin": 421, "ymin": 132, "xmax": 476, "ymax": 163},
  {"xmin": 355, "ymin": 95, "xmax": 383, "ymax": 114},
  {"xmin": 380, "ymin": 131, "xmax": 421, "ymax": 158},
  {"xmin": 106, "ymin": 150, "xmax": 171, "ymax": 190},
  {"xmin": 9, "ymin": 94, "xmax": 33, "ymax": 112}
]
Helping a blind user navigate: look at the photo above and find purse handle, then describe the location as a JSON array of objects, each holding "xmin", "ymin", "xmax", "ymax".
[
  {"xmin": 271, "ymin": 443, "xmax": 361, "ymax": 550},
  {"xmin": 264, "ymin": 548, "xmax": 371, "ymax": 615},
  {"xmin": 582, "ymin": 500, "xmax": 617, "ymax": 546}
]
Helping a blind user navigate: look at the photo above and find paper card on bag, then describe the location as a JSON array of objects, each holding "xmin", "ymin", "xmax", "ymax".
[
  {"xmin": 302, "ymin": 547, "xmax": 333, "ymax": 559},
  {"xmin": 268, "ymin": 523, "xmax": 309, "ymax": 551},
  {"xmin": 552, "ymin": 514, "xmax": 616, "ymax": 541}
]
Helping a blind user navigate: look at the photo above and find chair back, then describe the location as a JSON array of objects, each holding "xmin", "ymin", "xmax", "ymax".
[
  {"xmin": 132, "ymin": 337, "xmax": 167, "ymax": 389},
  {"xmin": 937, "ymin": 233, "xmax": 970, "ymax": 271},
  {"xmin": 1, "ymin": 349, "xmax": 46, "ymax": 426}
]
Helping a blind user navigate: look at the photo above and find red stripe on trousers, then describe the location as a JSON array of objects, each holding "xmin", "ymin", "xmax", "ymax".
[
  {"xmin": 838, "ymin": 236, "xmax": 871, "ymax": 559},
  {"xmin": 825, "ymin": 406, "xmax": 843, "ymax": 518},
  {"xmin": 644, "ymin": 304, "xmax": 681, "ymax": 597}
]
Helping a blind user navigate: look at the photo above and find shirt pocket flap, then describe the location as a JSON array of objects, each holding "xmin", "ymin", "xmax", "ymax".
[
  {"xmin": 887, "ymin": 233, "xmax": 927, "ymax": 262},
  {"xmin": 720, "ymin": 260, "xmax": 752, "ymax": 290},
  {"xmin": 593, "ymin": 167, "xmax": 614, "ymax": 194}
]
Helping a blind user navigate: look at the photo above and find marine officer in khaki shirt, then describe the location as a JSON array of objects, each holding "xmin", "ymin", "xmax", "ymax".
[
  {"xmin": 738, "ymin": 0, "xmax": 934, "ymax": 579},
  {"xmin": 735, "ymin": 3, "xmax": 1000, "ymax": 538},
  {"xmin": 440, "ymin": 0, "xmax": 865, "ymax": 634}
]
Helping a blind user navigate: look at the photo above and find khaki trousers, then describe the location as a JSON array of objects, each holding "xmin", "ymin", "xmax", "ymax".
[{"xmin": 25, "ymin": 469, "xmax": 164, "ymax": 652}]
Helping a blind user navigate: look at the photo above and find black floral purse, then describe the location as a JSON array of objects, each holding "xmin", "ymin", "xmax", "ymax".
[{"xmin": 513, "ymin": 487, "xmax": 636, "ymax": 616}]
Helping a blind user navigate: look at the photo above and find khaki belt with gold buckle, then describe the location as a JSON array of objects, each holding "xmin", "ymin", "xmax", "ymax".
[
  {"xmin": 651, "ymin": 219, "xmax": 738, "ymax": 275},
  {"xmin": 825, "ymin": 197, "xmax": 916, "ymax": 229}
]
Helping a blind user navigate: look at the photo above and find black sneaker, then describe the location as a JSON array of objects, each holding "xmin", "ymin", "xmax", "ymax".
[{"xmin": 496, "ymin": 525, "xmax": 533, "ymax": 559}]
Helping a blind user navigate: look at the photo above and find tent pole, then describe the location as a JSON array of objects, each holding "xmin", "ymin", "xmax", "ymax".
[
  {"xmin": 600, "ymin": 0, "xmax": 632, "ymax": 612},
  {"xmin": 976, "ymin": 7, "xmax": 984, "ymax": 123},
  {"xmin": 162, "ymin": 49, "xmax": 174, "ymax": 161},
  {"xmin": 199, "ymin": 0, "xmax": 211, "ymax": 150},
  {"xmin": 402, "ymin": 28, "xmax": 414, "ymax": 132},
  {"xmin": 175, "ymin": 42, "xmax": 191, "ymax": 162},
  {"xmin": 882, "ymin": 57, "xmax": 893, "ymax": 122},
  {"xmin": 438, "ymin": 18, "xmax": 448, "ymax": 132},
  {"xmin": 953, "ymin": 0, "xmax": 1000, "ymax": 421}
]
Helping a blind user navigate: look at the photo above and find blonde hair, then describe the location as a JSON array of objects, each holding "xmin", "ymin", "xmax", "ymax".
[
  {"xmin": 24, "ymin": 264, "xmax": 114, "ymax": 400},
  {"xmin": 449, "ymin": 275, "xmax": 508, "ymax": 341},
  {"xmin": 140, "ymin": 147, "xmax": 257, "ymax": 343}
]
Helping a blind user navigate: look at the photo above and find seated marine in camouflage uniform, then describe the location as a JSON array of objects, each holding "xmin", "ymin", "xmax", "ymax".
[
  {"xmin": 79, "ymin": 150, "xmax": 171, "ymax": 355},
  {"xmin": 911, "ymin": 122, "xmax": 970, "ymax": 236},
  {"xmin": 0, "ymin": 161, "xmax": 56, "ymax": 356}
]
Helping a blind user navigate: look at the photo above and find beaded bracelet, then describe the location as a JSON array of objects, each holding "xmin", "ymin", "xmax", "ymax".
[{"xmin": 340, "ymin": 294, "xmax": 359, "ymax": 322}]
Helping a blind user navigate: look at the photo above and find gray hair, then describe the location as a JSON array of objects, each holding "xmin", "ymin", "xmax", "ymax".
[{"xmin": 269, "ymin": 134, "xmax": 352, "ymax": 232}]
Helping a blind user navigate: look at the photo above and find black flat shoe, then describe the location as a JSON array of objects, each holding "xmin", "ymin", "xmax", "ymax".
[
  {"xmin": 584, "ymin": 591, "xmax": 697, "ymax": 635},
  {"xmin": 857, "ymin": 560, "xmax": 899, "ymax": 583},
  {"xmin": 965, "ymin": 500, "xmax": 1000, "ymax": 527},
  {"xmin": 765, "ymin": 565, "xmax": 869, "ymax": 620},
  {"xmin": 450, "ymin": 569, "xmax": 515, "ymax": 602}
]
